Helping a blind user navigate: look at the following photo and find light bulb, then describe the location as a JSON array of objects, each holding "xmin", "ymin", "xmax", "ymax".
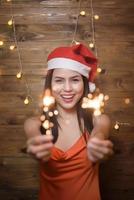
[
  {"xmin": 97, "ymin": 67, "xmax": 102, "ymax": 73},
  {"xmin": 104, "ymin": 95, "xmax": 109, "ymax": 101},
  {"xmin": 89, "ymin": 43, "xmax": 94, "ymax": 48},
  {"xmin": 94, "ymin": 15, "xmax": 99, "ymax": 20},
  {"xmin": 16, "ymin": 72, "xmax": 22, "ymax": 79},
  {"xmin": 40, "ymin": 115, "xmax": 46, "ymax": 121},
  {"xmin": 54, "ymin": 110, "xmax": 58, "ymax": 115},
  {"xmin": 9, "ymin": 45, "xmax": 15, "ymax": 50},
  {"xmin": 125, "ymin": 98, "xmax": 130, "ymax": 104},
  {"xmin": 94, "ymin": 109, "xmax": 101, "ymax": 116},
  {"xmin": 114, "ymin": 123, "xmax": 119, "ymax": 130},
  {"xmin": 24, "ymin": 97, "xmax": 29, "ymax": 105},
  {"xmin": 48, "ymin": 112, "xmax": 53, "ymax": 117},
  {"xmin": 46, "ymin": 129, "xmax": 52, "ymax": 135},
  {"xmin": 42, "ymin": 120, "xmax": 50, "ymax": 129},
  {"xmin": 80, "ymin": 11, "xmax": 86, "ymax": 16},
  {"xmin": 8, "ymin": 19, "xmax": 13, "ymax": 26},
  {"xmin": 0, "ymin": 41, "xmax": 4, "ymax": 46}
]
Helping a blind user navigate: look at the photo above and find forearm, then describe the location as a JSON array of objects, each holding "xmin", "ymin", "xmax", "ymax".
[{"xmin": 91, "ymin": 114, "xmax": 111, "ymax": 140}]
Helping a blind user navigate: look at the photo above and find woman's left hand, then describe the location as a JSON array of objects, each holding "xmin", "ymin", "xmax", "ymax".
[{"xmin": 87, "ymin": 137, "xmax": 114, "ymax": 163}]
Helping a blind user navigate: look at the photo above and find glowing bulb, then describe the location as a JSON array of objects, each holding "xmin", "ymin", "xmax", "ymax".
[
  {"xmin": 81, "ymin": 103, "xmax": 87, "ymax": 109},
  {"xmin": 104, "ymin": 95, "xmax": 109, "ymax": 101},
  {"xmin": 80, "ymin": 11, "xmax": 86, "ymax": 16},
  {"xmin": 114, "ymin": 123, "xmax": 119, "ymax": 130},
  {"xmin": 94, "ymin": 15, "xmax": 99, "ymax": 20},
  {"xmin": 40, "ymin": 115, "xmax": 46, "ymax": 121},
  {"xmin": 54, "ymin": 110, "xmax": 58, "ymax": 115},
  {"xmin": 42, "ymin": 120, "xmax": 50, "ymax": 129},
  {"xmin": 8, "ymin": 19, "xmax": 13, "ymax": 26},
  {"xmin": 97, "ymin": 67, "xmax": 102, "ymax": 73},
  {"xmin": 88, "ymin": 93, "xmax": 93, "ymax": 99},
  {"xmin": 43, "ymin": 107, "xmax": 49, "ymax": 112},
  {"xmin": 46, "ymin": 129, "xmax": 52, "ymax": 135},
  {"xmin": 7, "ymin": 0, "xmax": 12, "ymax": 2},
  {"xmin": 125, "ymin": 98, "xmax": 130, "ymax": 104},
  {"xmin": 16, "ymin": 72, "xmax": 22, "ymax": 79},
  {"xmin": 9, "ymin": 45, "xmax": 15, "ymax": 50},
  {"xmin": 98, "ymin": 93, "xmax": 104, "ymax": 101},
  {"xmin": 48, "ymin": 112, "xmax": 53, "ymax": 117},
  {"xmin": 24, "ymin": 97, "xmax": 29, "ymax": 105},
  {"xmin": 0, "ymin": 41, "xmax": 4, "ymax": 46},
  {"xmin": 75, "ymin": 41, "xmax": 80, "ymax": 45},
  {"xmin": 94, "ymin": 109, "xmax": 101, "ymax": 116},
  {"xmin": 43, "ymin": 96, "xmax": 55, "ymax": 107},
  {"xmin": 89, "ymin": 43, "xmax": 94, "ymax": 48}
]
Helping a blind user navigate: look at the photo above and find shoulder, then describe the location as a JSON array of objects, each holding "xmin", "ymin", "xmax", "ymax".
[{"xmin": 24, "ymin": 117, "xmax": 41, "ymax": 139}]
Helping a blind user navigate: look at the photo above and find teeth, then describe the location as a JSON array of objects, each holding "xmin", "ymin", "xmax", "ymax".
[{"xmin": 62, "ymin": 95, "xmax": 73, "ymax": 98}]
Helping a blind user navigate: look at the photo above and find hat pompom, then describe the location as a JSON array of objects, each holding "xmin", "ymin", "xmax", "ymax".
[{"xmin": 89, "ymin": 82, "xmax": 96, "ymax": 93}]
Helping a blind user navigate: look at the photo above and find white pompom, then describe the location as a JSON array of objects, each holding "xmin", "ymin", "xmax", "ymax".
[{"xmin": 89, "ymin": 82, "xmax": 96, "ymax": 93}]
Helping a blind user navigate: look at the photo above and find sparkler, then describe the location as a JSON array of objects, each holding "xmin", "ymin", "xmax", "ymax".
[
  {"xmin": 40, "ymin": 89, "xmax": 58, "ymax": 136},
  {"xmin": 82, "ymin": 93, "xmax": 109, "ymax": 116}
]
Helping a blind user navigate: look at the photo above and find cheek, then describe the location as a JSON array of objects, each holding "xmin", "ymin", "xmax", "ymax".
[
  {"xmin": 51, "ymin": 84, "xmax": 61, "ymax": 95},
  {"xmin": 73, "ymin": 83, "xmax": 84, "ymax": 94}
]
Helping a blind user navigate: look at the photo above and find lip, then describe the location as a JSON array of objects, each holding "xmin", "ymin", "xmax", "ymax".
[{"xmin": 60, "ymin": 94, "xmax": 74, "ymax": 103}]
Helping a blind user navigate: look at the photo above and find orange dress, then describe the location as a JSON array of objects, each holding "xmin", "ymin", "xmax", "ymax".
[{"xmin": 39, "ymin": 132, "xmax": 101, "ymax": 200}]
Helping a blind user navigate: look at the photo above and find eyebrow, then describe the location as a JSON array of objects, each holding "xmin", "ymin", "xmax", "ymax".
[{"xmin": 54, "ymin": 75, "xmax": 81, "ymax": 79}]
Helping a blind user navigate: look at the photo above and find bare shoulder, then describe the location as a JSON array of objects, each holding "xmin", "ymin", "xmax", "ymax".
[{"xmin": 24, "ymin": 117, "xmax": 41, "ymax": 139}]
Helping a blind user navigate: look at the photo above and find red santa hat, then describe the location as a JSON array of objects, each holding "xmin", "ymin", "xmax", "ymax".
[{"xmin": 47, "ymin": 43, "xmax": 98, "ymax": 92}]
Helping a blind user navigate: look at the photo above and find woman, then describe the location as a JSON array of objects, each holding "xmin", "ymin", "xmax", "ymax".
[{"xmin": 24, "ymin": 43, "xmax": 114, "ymax": 200}]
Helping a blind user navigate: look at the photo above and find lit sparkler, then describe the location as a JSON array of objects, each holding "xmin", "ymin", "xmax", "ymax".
[
  {"xmin": 40, "ymin": 89, "xmax": 58, "ymax": 135},
  {"xmin": 82, "ymin": 93, "xmax": 109, "ymax": 116}
]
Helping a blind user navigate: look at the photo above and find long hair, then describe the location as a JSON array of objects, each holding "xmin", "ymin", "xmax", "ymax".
[{"xmin": 40, "ymin": 70, "xmax": 93, "ymax": 143}]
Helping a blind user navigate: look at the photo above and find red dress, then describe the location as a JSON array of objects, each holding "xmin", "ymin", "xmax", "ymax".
[{"xmin": 39, "ymin": 131, "xmax": 101, "ymax": 200}]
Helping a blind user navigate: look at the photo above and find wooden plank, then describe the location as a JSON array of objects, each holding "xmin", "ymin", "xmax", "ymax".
[{"xmin": 0, "ymin": 157, "xmax": 39, "ymax": 189}]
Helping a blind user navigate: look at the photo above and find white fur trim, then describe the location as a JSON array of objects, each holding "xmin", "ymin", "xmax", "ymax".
[
  {"xmin": 47, "ymin": 57, "xmax": 91, "ymax": 78},
  {"xmin": 89, "ymin": 82, "xmax": 96, "ymax": 93}
]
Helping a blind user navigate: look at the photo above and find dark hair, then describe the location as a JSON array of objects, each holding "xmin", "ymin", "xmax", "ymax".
[{"xmin": 40, "ymin": 70, "xmax": 93, "ymax": 143}]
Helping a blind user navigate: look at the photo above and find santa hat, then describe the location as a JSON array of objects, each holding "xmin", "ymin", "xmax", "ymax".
[{"xmin": 47, "ymin": 43, "xmax": 98, "ymax": 92}]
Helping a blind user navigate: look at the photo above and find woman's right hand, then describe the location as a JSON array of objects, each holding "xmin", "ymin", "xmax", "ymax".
[{"xmin": 26, "ymin": 134, "xmax": 54, "ymax": 162}]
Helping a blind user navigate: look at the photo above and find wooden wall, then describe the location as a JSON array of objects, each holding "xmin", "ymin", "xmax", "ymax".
[{"xmin": 0, "ymin": 0, "xmax": 134, "ymax": 199}]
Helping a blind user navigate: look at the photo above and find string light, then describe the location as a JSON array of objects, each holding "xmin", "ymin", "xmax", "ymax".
[
  {"xmin": 104, "ymin": 95, "xmax": 109, "ymax": 101},
  {"xmin": 8, "ymin": 19, "xmax": 13, "ymax": 26},
  {"xmin": 9, "ymin": 45, "xmax": 15, "ymax": 50},
  {"xmin": 89, "ymin": 42, "xmax": 94, "ymax": 48},
  {"xmin": 94, "ymin": 15, "xmax": 99, "ymax": 20},
  {"xmin": 24, "ymin": 97, "xmax": 29, "ymax": 105},
  {"xmin": 114, "ymin": 122, "xmax": 120, "ymax": 130},
  {"xmin": 80, "ymin": 10, "xmax": 86, "ymax": 16},
  {"xmin": 0, "ymin": 41, "xmax": 4, "ymax": 46},
  {"xmin": 97, "ymin": 67, "xmax": 102, "ymax": 73},
  {"xmin": 16, "ymin": 72, "xmax": 22, "ymax": 79},
  {"xmin": 124, "ymin": 98, "xmax": 130, "ymax": 104}
]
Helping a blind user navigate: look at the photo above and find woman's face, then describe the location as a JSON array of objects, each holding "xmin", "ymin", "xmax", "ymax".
[{"xmin": 51, "ymin": 69, "xmax": 84, "ymax": 111}]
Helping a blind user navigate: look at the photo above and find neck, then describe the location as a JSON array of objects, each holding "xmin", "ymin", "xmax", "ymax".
[{"xmin": 57, "ymin": 105, "xmax": 78, "ymax": 120}]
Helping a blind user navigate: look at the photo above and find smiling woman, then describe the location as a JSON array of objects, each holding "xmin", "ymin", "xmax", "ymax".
[{"xmin": 24, "ymin": 43, "xmax": 113, "ymax": 200}]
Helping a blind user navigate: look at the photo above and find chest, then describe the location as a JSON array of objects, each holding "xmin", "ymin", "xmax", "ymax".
[{"xmin": 54, "ymin": 121, "xmax": 82, "ymax": 152}]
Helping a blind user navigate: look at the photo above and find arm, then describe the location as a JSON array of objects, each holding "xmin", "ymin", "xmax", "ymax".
[
  {"xmin": 24, "ymin": 117, "xmax": 54, "ymax": 162},
  {"xmin": 87, "ymin": 114, "xmax": 114, "ymax": 163}
]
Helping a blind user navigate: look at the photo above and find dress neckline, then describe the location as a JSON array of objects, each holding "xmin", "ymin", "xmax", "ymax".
[{"xmin": 52, "ymin": 131, "xmax": 88, "ymax": 154}]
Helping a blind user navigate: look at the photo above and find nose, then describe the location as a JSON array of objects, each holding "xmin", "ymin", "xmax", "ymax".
[{"xmin": 64, "ymin": 80, "xmax": 72, "ymax": 91}]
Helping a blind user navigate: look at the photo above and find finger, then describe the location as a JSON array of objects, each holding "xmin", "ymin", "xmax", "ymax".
[
  {"xmin": 87, "ymin": 142, "xmax": 113, "ymax": 156},
  {"xmin": 88, "ymin": 147, "xmax": 104, "ymax": 160},
  {"xmin": 27, "ymin": 142, "xmax": 53, "ymax": 154},
  {"xmin": 90, "ymin": 138, "xmax": 114, "ymax": 148},
  {"xmin": 36, "ymin": 150, "xmax": 51, "ymax": 159},
  {"xmin": 27, "ymin": 134, "xmax": 53, "ymax": 146}
]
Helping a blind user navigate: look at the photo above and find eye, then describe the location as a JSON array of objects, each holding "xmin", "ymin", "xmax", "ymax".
[
  {"xmin": 55, "ymin": 79, "xmax": 63, "ymax": 83},
  {"xmin": 72, "ymin": 78, "xmax": 80, "ymax": 82}
]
